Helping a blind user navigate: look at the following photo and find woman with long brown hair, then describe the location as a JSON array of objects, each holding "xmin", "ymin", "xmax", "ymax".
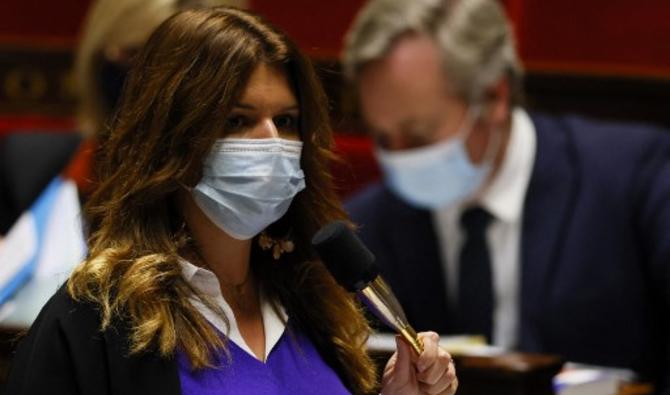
[{"xmin": 5, "ymin": 6, "xmax": 457, "ymax": 395}]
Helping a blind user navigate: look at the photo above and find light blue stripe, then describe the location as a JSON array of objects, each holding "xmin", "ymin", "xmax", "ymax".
[{"xmin": 0, "ymin": 177, "xmax": 65, "ymax": 306}]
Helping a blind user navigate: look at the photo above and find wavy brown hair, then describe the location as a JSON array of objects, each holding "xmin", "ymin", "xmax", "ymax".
[{"xmin": 68, "ymin": 6, "xmax": 377, "ymax": 394}]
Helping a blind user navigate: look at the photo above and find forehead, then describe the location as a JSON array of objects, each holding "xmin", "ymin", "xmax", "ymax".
[
  {"xmin": 357, "ymin": 34, "xmax": 452, "ymax": 129},
  {"xmin": 238, "ymin": 63, "xmax": 297, "ymax": 108}
]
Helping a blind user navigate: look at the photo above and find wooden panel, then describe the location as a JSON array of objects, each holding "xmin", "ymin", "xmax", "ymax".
[
  {"xmin": 524, "ymin": 72, "xmax": 670, "ymax": 128},
  {"xmin": 510, "ymin": 0, "xmax": 670, "ymax": 77},
  {"xmin": 0, "ymin": 0, "xmax": 91, "ymax": 45},
  {"xmin": 0, "ymin": 47, "xmax": 76, "ymax": 116},
  {"xmin": 249, "ymin": 0, "xmax": 366, "ymax": 58},
  {"xmin": 1, "ymin": 0, "xmax": 669, "ymax": 127}
]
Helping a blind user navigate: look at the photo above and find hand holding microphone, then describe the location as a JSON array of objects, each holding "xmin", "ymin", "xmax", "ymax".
[{"xmin": 312, "ymin": 221, "xmax": 457, "ymax": 395}]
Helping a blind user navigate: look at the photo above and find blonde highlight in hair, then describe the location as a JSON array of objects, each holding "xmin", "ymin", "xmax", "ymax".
[{"xmin": 69, "ymin": 6, "xmax": 377, "ymax": 393}]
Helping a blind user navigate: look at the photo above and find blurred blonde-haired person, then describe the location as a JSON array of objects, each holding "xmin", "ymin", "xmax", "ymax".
[{"xmin": 0, "ymin": 0, "xmax": 241, "ymax": 233}]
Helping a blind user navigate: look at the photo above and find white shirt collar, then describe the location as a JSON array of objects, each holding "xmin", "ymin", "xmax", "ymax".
[
  {"xmin": 478, "ymin": 108, "xmax": 537, "ymax": 223},
  {"xmin": 179, "ymin": 258, "xmax": 288, "ymax": 361}
]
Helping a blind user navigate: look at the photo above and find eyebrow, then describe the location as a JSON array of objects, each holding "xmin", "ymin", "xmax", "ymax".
[
  {"xmin": 233, "ymin": 103, "xmax": 300, "ymax": 112},
  {"xmin": 399, "ymin": 118, "xmax": 429, "ymax": 130}
]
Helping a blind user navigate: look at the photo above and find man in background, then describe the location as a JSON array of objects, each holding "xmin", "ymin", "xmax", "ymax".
[{"xmin": 343, "ymin": 0, "xmax": 670, "ymax": 389}]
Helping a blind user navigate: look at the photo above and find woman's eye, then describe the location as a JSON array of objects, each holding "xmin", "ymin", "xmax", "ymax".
[
  {"xmin": 274, "ymin": 114, "xmax": 298, "ymax": 132},
  {"xmin": 224, "ymin": 115, "xmax": 247, "ymax": 131}
]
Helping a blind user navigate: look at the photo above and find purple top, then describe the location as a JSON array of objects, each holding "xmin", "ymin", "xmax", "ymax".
[{"xmin": 177, "ymin": 327, "xmax": 351, "ymax": 395}]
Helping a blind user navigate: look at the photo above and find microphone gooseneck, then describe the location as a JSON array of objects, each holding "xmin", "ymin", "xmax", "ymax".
[{"xmin": 311, "ymin": 220, "xmax": 423, "ymax": 355}]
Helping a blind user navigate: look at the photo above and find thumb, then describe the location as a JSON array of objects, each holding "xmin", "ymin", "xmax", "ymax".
[{"xmin": 392, "ymin": 335, "xmax": 414, "ymax": 385}]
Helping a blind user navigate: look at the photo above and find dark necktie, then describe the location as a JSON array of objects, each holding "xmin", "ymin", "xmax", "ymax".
[{"xmin": 457, "ymin": 206, "xmax": 494, "ymax": 343}]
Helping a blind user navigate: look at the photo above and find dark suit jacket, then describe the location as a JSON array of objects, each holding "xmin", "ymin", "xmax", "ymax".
[
  {"xmin": 4, "ymin": 285, "xmax": 180, "ymax": 395},
  {"xmin": 346, "ymin": 113, "xmax": 670, "ymax": 392},
  {"xmin": 0, "ymin": 131, "xmax": 82, "ymax": 233}
]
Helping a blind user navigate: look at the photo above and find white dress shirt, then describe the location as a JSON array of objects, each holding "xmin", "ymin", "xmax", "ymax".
[
  {"xmin": 433, "ymin": 108, "xmax": 537, "ymax": 349},
  {"xmin": 179, "ymin": 258, "xmax": 287, "ymax": 362}
]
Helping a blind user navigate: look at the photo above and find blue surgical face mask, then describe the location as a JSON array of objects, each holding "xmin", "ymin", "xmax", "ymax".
[
  {"xmin": 375, "ymin": 107, "xmax": 498, "ymax": 210},
  {"xmin": 192, "ymin": 138, "xmax": 306, "ymax": 240}
]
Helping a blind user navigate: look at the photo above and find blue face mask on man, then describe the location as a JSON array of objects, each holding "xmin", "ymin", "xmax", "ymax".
[
  {"xmin": 192, "ymin": 138, "xmax": 306, "ymax": 240},
  {"xmin": 375, "ymin": 107, "xmax": 499, "ymax": 210}
]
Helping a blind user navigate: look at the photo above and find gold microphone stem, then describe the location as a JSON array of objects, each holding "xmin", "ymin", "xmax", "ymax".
[
  {"xmin": 399, "ymin": 325, "xmax": 424, "ymax": 355},
  {"xmin": 359, "ymin": 277, "xmax": 424, "ymax": 354}
]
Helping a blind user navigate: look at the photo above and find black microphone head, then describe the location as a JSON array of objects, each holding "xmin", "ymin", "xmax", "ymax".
[{"xmin": 311, "ymin": 220, "xmax": 379, "ymax": 292}]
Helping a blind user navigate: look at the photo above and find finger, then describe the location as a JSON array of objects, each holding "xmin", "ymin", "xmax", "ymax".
[
  {"xmin": 442, "ymin": 358, "xmax": 458, "ymax": 395},
  {"xmin": 445, "ymin": 373, "xmax": 459, "ymax": 395},
  {"xmin": 415, "ymin": 331, "xmax": 439, "ymax": 374},
  {"xmin": 438, "ymin": 376, "xmax": 459, "ymax": 395},
  {"xmin": 419, "ymin": 356, "xmax": 457, "ymax": 394},
  {"xmin": 420, "ymin": 375, "xmax": 448, "ymax": 394},
  {"xmin": 416, "ymin": 346, "xmax": 453, "ymax": 386},
  {"xmin": 382, "ymin": 351, "xmax": 397, "ymax": 378},
  {"xmin": 391, "ymin": 334, "xmax": 414, "ymax": 384}
]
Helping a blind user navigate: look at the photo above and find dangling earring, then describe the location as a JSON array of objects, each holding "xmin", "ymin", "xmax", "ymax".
[
  {"xmin": 175, "ymin": 220, "xmax": 191, "ymax": 248},
  {"xmin": 258, "ymin": 231, "xmax": 295, "ymax": 260}
]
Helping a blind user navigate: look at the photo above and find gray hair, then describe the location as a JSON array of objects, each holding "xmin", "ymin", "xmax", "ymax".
[{"xmin": 343, "ymin": 0, "xmax": 523, "ymax": 105}]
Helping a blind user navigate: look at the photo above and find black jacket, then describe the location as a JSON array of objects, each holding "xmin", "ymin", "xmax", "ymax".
[{"xmin": 5, "ymin": 285, "xmax": 181, "ymax": 395}]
